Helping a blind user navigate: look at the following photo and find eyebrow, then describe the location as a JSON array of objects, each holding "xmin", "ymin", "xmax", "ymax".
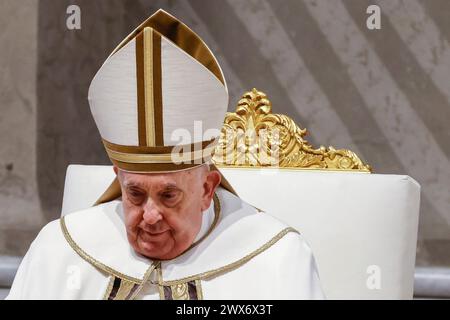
[
  {"xmin": 159, "ymin": 184, "xmax": 181, "ymax": 192},
  {"xmin": 123, "ymin": 181, "xmax": 179, "ymax": 190},
  {"xmin": 123, "ymin": 181, "xmax": 141, "ymax": 189}
]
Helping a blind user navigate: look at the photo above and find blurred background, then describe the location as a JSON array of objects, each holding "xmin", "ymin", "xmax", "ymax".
[{"xmin": 0, "ymin": 0, "xmax": 449, "ymax": 298}]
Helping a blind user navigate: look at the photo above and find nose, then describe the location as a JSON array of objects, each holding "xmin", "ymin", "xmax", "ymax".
[{"xmin": 142, "ymin": 200, "xmax": 163, "ymax": 225}]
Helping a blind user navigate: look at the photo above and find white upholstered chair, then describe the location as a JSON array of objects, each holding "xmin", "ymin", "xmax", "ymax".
[{"xmin": 61, "ymin": 89, "xmax": 421, "ymax": 299}]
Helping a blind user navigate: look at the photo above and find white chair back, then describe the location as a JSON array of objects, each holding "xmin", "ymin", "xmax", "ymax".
[{"xmin": 61, "ymin": 164, "xmax": 420, "ymax": 299}]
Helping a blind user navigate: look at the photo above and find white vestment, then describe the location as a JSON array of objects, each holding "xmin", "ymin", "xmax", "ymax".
[{"xmin": 7, "ymin": 187, "xmax": 325, "ymax": 300}]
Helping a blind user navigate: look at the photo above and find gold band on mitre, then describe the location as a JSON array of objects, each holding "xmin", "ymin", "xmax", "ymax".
[{"xmin": 102, "ymin": 139, "xmax": 218, "ymax": 172}]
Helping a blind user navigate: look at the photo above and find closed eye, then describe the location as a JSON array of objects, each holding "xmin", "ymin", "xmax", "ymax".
[
  {"xmin": 162, "ymin": 193, "xmax": 174, "ymax": 199},
  {"xmin": 130, "ymin": 191, "xmax": 144, "ymax": 197},
  {"xmin": 160, "ymin": 190, "xmax": 181, "ymax": 206},
  {"xmin": 126, "ymin": 188, "xmax": 146, "ymax": 204}
]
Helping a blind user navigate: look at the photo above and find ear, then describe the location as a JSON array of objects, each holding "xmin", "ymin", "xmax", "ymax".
[
  {"xmin": 201, "ymin": 170, "xmax": 221, "ymax": 211},
  {"xmin": 113, "ymin": 165, "xmax": 119, "ymax": 176}
]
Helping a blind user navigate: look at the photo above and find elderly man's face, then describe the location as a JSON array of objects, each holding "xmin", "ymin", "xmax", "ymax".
[{"xmin": 115, "ymin": 165, "xmax": 221, "ymax": 260}]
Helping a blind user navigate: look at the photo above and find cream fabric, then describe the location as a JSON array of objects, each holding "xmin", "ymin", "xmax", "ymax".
[
  {"xmin": 88, "ymin": 39, "xmax": 138, "ymax": 146},
  {"xmin": 61, "ymin": 164, "xmax": 421, "ymax": 299},
  {"xmin": 161, "ymin": 36, "xmax": 228, "ymax": 145}
]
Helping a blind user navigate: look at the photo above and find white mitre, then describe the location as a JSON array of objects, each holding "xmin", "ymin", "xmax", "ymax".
[{"xmin": 88, "ymin": 9, "xmax": 236, "ymax": 203}]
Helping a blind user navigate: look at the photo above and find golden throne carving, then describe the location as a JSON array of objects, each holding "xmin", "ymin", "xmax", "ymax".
[{"xmin": 212, "ymin": 88, "xmax": 371, "ymax": 172}]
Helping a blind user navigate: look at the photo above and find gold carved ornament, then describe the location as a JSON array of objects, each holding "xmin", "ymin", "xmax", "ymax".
[{"xmin": 212, "ymin": 88, "xmax": 371, "ymax": 172}]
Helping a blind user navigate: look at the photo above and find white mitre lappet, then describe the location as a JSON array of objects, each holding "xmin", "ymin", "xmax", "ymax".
[{"xmin": 6, "ymin": 9, "xmax": 324, "ymax": 300}]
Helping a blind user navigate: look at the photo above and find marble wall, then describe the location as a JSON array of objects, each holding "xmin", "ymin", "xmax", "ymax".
[
  {"xmin": 0, "ymin": 0, "xmax": 449, "ymax": 266},
  {"xmin": 0, "ymin": 0, "xmax": 44, "ymax": 255}
]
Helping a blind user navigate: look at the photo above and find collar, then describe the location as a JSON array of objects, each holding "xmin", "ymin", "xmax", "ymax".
[{"xmin": 194, "ymin": 201, "xmax": 215, "ymax": 242}]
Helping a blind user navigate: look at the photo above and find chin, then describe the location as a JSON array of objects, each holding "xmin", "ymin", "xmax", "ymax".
[
  {"xmin": 156, "ymin": 241, "xmax": 194, "ymax": 260},
  {"xmin": 136, "ymin": 237, "xmax": 173, "ymax": 259}
]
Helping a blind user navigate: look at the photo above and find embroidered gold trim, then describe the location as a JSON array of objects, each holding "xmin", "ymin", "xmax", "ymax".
[
  {"xmin": 159, "ymin": 227, "xmax": 299, "ymax": 286},
  {"xmin": 114, "ymin": 279, "xmax": 136, "ymax": 300},
  {"xmin": 188, "ymin": 193, "xmax": 221, "ymax": 251},
  {"xmin": 102, "ymin": 276, "xmax": 115, "ymax": 300},
  {"xmin": 157, "ymin": 265, "xmax": 165, "ymax": 300},
  {"xmin": 195, "ymin": 279, "xmax": 204, "ymax": 300},
  {"xmin": 171, "ymin": 283, "xmax": 190, "ymax": 300},
  {"xmin": 128, "ymin": 261, "xmax": 160, "ymax": 300},
  {"xmin": 60, "ymin": 217, "xmax": 142, "ymax": 284},
  {"xmin": 157, "ymin": 269, "xmax": 203, "ymax": 300}
]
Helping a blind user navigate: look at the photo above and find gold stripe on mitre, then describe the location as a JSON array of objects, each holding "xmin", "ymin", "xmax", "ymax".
[
  {"xmin": 143, "ymin": 27, "xmax": 155, "ymax": 146},
  {"xmin": 109, "ymin": 9, "xmax": 225, "ymax": 85},
  {"xmin": 135, "ymin": 27, "xmax": 163, "ymax": 147}
]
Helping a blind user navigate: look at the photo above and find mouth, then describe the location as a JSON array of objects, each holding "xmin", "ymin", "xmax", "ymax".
[
  {"xmin": 142, "ymin": 228, "xmax": 169, "ymax": 235},
  {"xmin": 139, "ymin": 229, "xmax": 170, "ymax": 241}
]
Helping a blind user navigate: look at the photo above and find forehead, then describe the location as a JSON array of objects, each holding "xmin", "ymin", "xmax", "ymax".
[{"xmin": 120, "ymin": 169, "xmax": 196, "ymax": 189}]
